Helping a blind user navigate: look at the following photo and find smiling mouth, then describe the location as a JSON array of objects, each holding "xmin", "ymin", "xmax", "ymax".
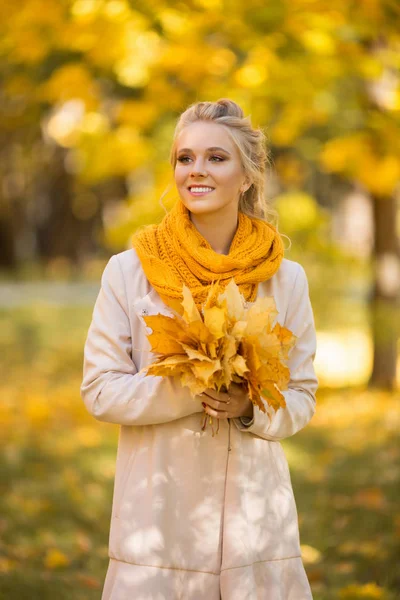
[{"xmin": 188, "ymin": 186, "xmax": 215, "ymax": 194}]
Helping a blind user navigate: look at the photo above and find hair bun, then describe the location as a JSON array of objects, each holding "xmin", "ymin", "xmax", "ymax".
[{"xmin": 215, "ymin": 98, "xmax": 244, "ymax": 119}]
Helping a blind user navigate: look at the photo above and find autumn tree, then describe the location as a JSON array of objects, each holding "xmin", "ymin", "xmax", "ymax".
[{"xmin": 0, "ymin": 0, "xmax": 399, "ymax": 386}]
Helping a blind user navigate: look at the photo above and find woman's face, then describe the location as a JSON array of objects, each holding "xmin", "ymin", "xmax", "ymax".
[{"xmin": 174, "ymin": 121, "xmax": 248, "ymax": 217}]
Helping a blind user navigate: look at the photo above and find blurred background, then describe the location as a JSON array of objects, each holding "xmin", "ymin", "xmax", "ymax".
[{"xmin": 0, "ymin": 0, "xmax": 399, "ymax": 598}]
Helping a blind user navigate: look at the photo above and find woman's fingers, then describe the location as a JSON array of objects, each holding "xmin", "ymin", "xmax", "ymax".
[
  {"xmin": 200, "ymin": 389, "xmax": 233, "ymax": 419},
  {"xmin": 202, "ymin": 400, "xmax": 227, "ymax": 413},
  {"xmin": 201, "ymin": 390, "xmax": 231, "ymax": 404},
  {"xmin": 201, "ymin": 398, "xmax": 230, "ymax": 420},
  {"xmin": 203, "ymin": 403, "xmax": 228, "ymax": 419},
  {"xmin": 202, "ymin": 397, "xmax": 228, "ymax": 411}
]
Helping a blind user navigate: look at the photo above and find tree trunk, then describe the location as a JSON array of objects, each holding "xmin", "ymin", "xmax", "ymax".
[
  {"xmin": 369, "ymin": 193, "xmax": 400, "ymax": 390},
  {"xmin": 35, "ymin": 146, "xmax": 106, "ymax": 265},
  {"xmin": 0, "ymin": 205, "xmax": 17, "ymax": 269}
]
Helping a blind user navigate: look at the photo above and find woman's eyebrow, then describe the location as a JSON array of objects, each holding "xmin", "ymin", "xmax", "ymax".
[{"xmin": 177, "ymin": 146, "xmax": 231, "ymax": 155}]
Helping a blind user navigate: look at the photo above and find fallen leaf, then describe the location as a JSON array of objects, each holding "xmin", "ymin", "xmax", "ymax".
[
  {"xmin": 353, "ymin": 487, "xmax": 387, "ymax": 510},
  {"xmin": 44, "ymin": 549, "xmax": 69, "ymax": 569}
]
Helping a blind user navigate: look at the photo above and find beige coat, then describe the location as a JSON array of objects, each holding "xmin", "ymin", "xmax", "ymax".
[{"xmin": 81, "ymin": 249, "xmax": 318, "ymax": 600}]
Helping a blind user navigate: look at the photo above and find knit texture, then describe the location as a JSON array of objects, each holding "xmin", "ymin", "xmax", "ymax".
[{"xmin": 132, "ymin": 199, "xmax": 285, "ymax": 310}]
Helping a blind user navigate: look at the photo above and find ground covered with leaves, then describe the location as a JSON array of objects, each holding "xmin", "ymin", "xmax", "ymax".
[{"xmin": 0, "ymin": 303, "xmax": 398, "ymax": 599}]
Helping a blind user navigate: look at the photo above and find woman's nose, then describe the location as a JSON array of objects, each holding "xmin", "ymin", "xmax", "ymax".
[{"xmin": 190, "ymin": 159, "xmax": 207, "ymax": 177}]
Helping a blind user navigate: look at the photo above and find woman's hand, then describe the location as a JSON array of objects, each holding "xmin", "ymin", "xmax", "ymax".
[{"xmin": 200, "ymin": 382, "xmax": 254, "ymax": 420}]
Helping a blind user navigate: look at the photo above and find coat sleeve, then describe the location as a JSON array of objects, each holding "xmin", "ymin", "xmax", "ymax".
[
  {"xmin": 232, "ymin": 263, "xmax": 318, "ymax": 441},
  {"xmin": 80, "ymin": 255, "xmax": 204, "ymax": 426}
]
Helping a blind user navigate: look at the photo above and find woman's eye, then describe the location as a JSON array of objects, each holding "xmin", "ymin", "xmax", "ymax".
[{"xmin": 177, "ymin": 155, "xmax": 224, "ymax": 163}]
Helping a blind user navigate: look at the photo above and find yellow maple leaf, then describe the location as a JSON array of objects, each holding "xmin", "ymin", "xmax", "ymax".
[
  {"xmin": 180, "ymin": 343, "xmax": 213, "ymax": 362},
  {"xmin": 218, "ymin": 279, "xmax": 245, "ymax": 321},
  {"xmin": 182, "ymin": 284, "xmax": 202, "ymax": 323},
  {"xmin": 258, "ymin": 359, "xmax": 290, "ymax": 391},
  {"xmin": 206, "ymin": 341, "xmax": 218, "ymax": 359},
  {"xmin": 192, "ymin": 359, "xmax": 222, "ymax": 385},
  {"xmin": 185, "ymin": 319, "xmax": 215, "ymax": 345},
  {"xmin": 180, "ymin": 370, "xmax": 209, "ymax": 396},
  {"xmin": 231, "ymin": 354, "xmax": 249, "ymax": 377},
  {"xmin": 245, "ymin": 297, "xmax": 278, "ymax": 335},
  {"xmin": 257, "ymin": 332, "xmax": 283, "ymax": 359},
  {"xmin": 241, "ymin": 337, "xmax": 262, "ymax": 372},
  {"xmin": 203, "ymin": 279, "xmax": 222, "ymax": 310},
  {"xmin": 204, "ymin": 305, "xmax": 227, "ymax": 339},
  {"xmin": 261, "ymin": 381, "xmax": 286, "ymax": 411},
  {"xmin": 142, "ymin": 279, "xmax": 297, "ymax": 426},
  {"xmin": 145, "ymin": 330, "xmax": 185, "ymax": 355},
  {"xmin": 146, "ymin": 355, "xmax": 189, "ymax": 378},
  {"xmin": 272, "ymin": 322, "xmax": 298, "ymax": 356},
  {"xmin": 144, "ymin": 314, "xmax": 191, "ymax": 351},
  {"xmin": 230, "ymin": 320, "xmax": 247, "ymax": 340}
]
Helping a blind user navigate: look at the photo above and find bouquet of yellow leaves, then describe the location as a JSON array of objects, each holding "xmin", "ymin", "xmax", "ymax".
[{"xmin": 142, "ymin": 280, "xmax": 297, "ymax": 434}]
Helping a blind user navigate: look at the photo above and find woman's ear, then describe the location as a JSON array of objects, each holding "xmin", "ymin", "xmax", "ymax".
[{"xmin": 241, "ymin": 180, "xmax": 252, "ymax": 193}]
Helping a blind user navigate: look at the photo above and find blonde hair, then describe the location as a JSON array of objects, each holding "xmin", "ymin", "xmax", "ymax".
[{"xmin": 166, "ymin": 98, "xmax": 280, "ymax": 227}]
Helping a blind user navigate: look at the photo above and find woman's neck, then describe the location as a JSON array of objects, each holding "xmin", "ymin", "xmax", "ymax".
[{"xmin": 189, "ymin": 209, "xmax": 238, "ymax": 255}]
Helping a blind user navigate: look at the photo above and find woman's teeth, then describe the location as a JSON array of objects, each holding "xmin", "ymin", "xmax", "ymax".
[{"xmin": 190, "ymin": 187, "xmax": 214, "ymax": 193}]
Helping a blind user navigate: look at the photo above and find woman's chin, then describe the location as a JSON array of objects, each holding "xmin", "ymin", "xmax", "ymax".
[{"xmin": 180, "ymin": 196, "xmax": 224, "ymax": 216}]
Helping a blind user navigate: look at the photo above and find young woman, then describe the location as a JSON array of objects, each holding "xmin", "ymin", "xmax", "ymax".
[{"xmin": 81, "ymin": 98, "xmax": 318, "ymax": 599}]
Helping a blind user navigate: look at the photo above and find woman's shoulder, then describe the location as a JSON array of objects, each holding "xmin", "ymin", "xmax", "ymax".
[
  {"xmin": 259, "ymin": 259, "xmax": 311, "ymax": 324},
  {"xmin": 259, "ymin": 258, "xmax": 310, "ymax": 306},
  {"xmin": 273, "ymin": 257, "xmax": 306, "ymax": 288},
  {"xmin": 112, "ymin": 247, "xmax": 143, "ymax": 272},
  {"xmin": 105, "ymin": 248, "xmax": 151, "ymax": 298}
]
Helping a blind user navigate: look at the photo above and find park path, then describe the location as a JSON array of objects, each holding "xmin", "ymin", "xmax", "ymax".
[{"xmin": 0, "ymin": 282, "xmax": 100, "ymax": 307}]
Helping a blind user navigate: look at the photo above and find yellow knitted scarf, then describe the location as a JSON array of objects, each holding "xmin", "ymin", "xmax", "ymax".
[{"xmin": 132, "ymin": 200, "xmax": 284, "ymax": 310}]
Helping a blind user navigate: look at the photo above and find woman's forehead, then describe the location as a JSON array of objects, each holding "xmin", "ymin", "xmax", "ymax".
[{"xmin": 176, "ymin": 121, "xmax": 236, "ymax": 153}]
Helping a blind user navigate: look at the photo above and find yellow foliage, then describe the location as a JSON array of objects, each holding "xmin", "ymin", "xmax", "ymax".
[
  {"xmin": 301, "ymin": 544, "xmax": 322, "ymax": 565},
  {"xmin": 339, "ymin": 582, "xmax": 388, "ymax": 600},
  {"xmin": 44, "ymin": 548, "xmax": 70, "ymax": 569},
  {"xmin": 25, "ymin": 395, "xmax": 51, "ymax": 425},
  {"xmin": 38, "ymin": 64, "xmax": 100, "ymax": 111},
  {"xmin": 300, "ymin": 30, "xmax": 335, "ymax": 55},
  {"xmin": 158, "ymin": 9, "xmax": 190, "ymax": 36},
  {"xmin": 235, "ymin": 64, "xmax": 268, "ymax": 88},
  {"xmin": 320, "ymin": 134, "xmax": 366, "ymax": 172},
  {"xmin": 360, "ymin": 154, "xmax": 400, "ymax": 196},
  {"xmin": 320, "ymin": 135, "xmax": 400, "ymax": 196},
  {"xmin": 75, "ymin": 426, "xmax": 102, "ymax": 448},
  {"xmin": 275, "ymin": 192, "xmax": 321, "ymax": 233},
  {"xmin": 77, "ymin": 126, "xmax": 151, "ymax": 182},
  {"xmin": 208, "ymin": 48, "xmax": 237, "ymax": 76},
  {"xmin": 0, "ymin": 557, "xmax": 17, "ymax": 573},
  {"xmin": 10, "ymin": 29, "xmax": 48, "ymax": 64},
  {"xmin": 143, "ymin": 280, "xmax": 297, "ymax": 421},
  {"xmin": 353, "ymin": 487, "xmax": 387, "ymax": 510},
  {"xmin": 270, "ymin": 105, "xmax": 309, "ymax": 145},
  {"xmin": 115, "ymin": 100, "xmax": 158, "ymax": 128}
]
